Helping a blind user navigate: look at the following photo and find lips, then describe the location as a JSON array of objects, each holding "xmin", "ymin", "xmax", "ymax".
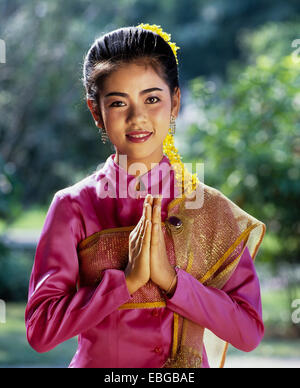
[
  {"xmin": 126, "ymin": 131, "xmax": 153, "ymax": 143},
  {"xmin": 126, "ymin": 131, "xmax": 153, "ymax": 137}
]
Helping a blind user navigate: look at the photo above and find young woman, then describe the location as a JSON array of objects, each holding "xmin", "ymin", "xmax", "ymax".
[{"xmin": 25, "ymin": 24, "xmax": 266, "ymax": 368}]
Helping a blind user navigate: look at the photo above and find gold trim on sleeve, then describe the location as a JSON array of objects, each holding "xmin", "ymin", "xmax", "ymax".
[
  {"xmin": 172, "ymin": 313, "xmax": 179, "ymax": 358},
  {"xmin": 118, "ymin": 302, "xmax": 166, "ymax": 310}
]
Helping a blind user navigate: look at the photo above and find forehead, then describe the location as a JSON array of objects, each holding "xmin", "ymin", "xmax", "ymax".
[{"xmin": 102, "ymin": 61, "xmax": 167, "ymax": 92}]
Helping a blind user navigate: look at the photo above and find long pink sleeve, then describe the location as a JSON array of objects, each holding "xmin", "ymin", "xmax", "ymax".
[
  {"xmin": 165, "ymin": 247, "xmax": 264, "ymax": 352},
  {"xmin": 25, "ymin": 193, "xmax": 132, "ymax": 353}
]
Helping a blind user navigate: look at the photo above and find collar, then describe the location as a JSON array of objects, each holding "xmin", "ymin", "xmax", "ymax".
[{"xmin": 101, "ymin": 153, "xmax": 179, "ymax": 200}]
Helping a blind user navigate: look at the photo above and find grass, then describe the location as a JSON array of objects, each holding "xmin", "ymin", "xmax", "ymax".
[
  {"xmin": 0, "ymin": 302, "xmax": 299, "ymax": 367},
  {"xmin": 4, "ymin": 207, "xmax": 48, "ymax": 231},
  {"xmin": 261, "ymin": 288, "xmax": 293, "ymax": 329},
  {"xmin": 227, "ymin": 338, "xmax": 300, "ymax": 358},
  {"xmin": 0, "ymin": 303, "xmax": 77, "ymax": 367}
]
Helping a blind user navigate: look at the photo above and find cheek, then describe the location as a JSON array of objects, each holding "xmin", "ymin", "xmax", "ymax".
[
  {"xmin": 151, "ymin": 103, "xmax": 171, "ymax": 122},
  {"xmin": 103, "ymin": 109, "xmax": 124, "ymax": 134},
  {"xmin": 103, "ymin": 108, "xmax": 119, "ymax": 121}
]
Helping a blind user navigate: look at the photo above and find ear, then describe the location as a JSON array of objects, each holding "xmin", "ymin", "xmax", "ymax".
[
  {"xmin": 171, "ymin": 87, "xmax": 181, "ymax": 119},
  {"xmin": 86, "ymin": 98, "xmax": 105, "ymax": 128}
]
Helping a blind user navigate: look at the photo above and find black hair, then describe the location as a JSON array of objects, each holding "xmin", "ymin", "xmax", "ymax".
[{"xmin": 82, "ymin": 26, "xmax": 179, "ymax": 113}]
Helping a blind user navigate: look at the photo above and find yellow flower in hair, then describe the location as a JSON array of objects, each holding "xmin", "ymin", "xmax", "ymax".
[
  {"xmin": 163, "ymin": 133, "xmax": 200, "ymax": 196},
  {"xmin": 137, "ymin": 23, "xmax": 180, "ymax": 64}
]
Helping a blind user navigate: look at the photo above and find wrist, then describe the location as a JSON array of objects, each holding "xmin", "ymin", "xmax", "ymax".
[
  {"xmin": 125, "ymin": 274, "xmax": 140, "ymax": 295},
  {"xmin": 166, "ymin": 276, "xmax": 177, "ymax": 297},
  {"xmin": 157, "ymin": 265, "xmax": 176, "ymax": 288},
  {"xmin": 161, "ymin": 268, "xmax": 178, "ymax": 297}
]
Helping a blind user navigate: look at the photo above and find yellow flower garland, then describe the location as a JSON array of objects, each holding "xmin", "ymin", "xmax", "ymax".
[
  {"xmin": 163, "ymin": 133, "xmax": 199, "ymax": 196},
  {"xmin": 137, "ymin": 23, "xmax": 200, "ymax": 195},
  {"xmin": 137, "ymin": 23, "xmax": 180, "ymax": 64}
]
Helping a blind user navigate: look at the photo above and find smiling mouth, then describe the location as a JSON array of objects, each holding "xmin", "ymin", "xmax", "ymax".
[{"xmin": 126, "ymin": 132, "xmax": 153, "ymax": 143}]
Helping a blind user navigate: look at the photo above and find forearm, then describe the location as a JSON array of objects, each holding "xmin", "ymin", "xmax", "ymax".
[
  {"xmin": 164, "ymin": 248, "xmax": 264, "ymax": 352},
  {"xmin": 166, "ymin": 270, "xmax": 263, "ymax": 351},
  {"xmin": 26, "ymin": 269, "xmax": 131, "ymax": 353}
]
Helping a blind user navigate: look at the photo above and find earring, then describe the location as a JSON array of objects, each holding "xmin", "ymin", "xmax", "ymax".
[
  {"xmin": 169, "ymin": 115, "xmax": 176, "ymax": 135},
  {"xmin": 98, "ymin": 126, "xmax": 109, "ymax": 144},
  {"xmin": 95, "ymin": 120, "xmax": 109, "ymax": 144}
]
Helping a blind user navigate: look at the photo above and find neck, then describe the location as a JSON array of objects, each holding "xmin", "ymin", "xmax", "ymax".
[{"xmin": 115, "ymin": 148, "xmax": 164, "ymax": 177}]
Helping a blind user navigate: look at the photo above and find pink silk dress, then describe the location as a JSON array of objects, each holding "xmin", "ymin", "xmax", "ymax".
[{"xmin": 25, "ymin": 153, "xmax": 264, "ymax": 368}]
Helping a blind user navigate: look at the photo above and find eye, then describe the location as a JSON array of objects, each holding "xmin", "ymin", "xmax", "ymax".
[
  {"xmin": 110, "ymin": 101, "xmax": 126, "ymax": 108},
  {"xmin": 146, "ymin": 96, "xmax": 160, "ymax": 104}
]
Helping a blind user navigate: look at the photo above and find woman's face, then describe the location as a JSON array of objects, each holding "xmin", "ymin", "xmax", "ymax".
[{"xmin": 88, "ymin": 61, "xmax": 180, "ymax": 171}]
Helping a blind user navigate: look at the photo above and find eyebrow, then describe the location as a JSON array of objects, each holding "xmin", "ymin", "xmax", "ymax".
[{"xmin": 104, "ymin": 87, "xmax": 164, "ymax": 98}]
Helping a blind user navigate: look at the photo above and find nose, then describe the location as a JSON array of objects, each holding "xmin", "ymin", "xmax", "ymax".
[{"xmin": 127, "ymin": 103, "xmax": 147, "ymax": 127}]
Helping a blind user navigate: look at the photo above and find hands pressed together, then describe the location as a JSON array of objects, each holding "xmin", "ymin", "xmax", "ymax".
[{"xmin": 125, "ymin": 194, "xmax": 178, "ymax": 297}]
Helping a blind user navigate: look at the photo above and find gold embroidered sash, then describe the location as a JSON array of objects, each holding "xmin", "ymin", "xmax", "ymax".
[{"xmin": 77, "ymin": 182, "xmax": 266, "ymax": 368}]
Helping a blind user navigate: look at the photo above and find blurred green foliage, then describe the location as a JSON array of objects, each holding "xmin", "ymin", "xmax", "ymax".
[
  {"xmin": 0, "ymin": 155, "xmax": 22, "ymax": 223},
  {"xmin": 0, "ymin": 1, "xmax": 300, "ymax": 302},
  {"xmin": 186, "ymin": 21, "xmax": 300, "ymax": 271},
  {"xmin": 0, "ymin": 248, "xmax": 32, "ymax": 301},
  {"xmin": 1, "ymin": 0, "xmax": 300, "ymax": 207}
]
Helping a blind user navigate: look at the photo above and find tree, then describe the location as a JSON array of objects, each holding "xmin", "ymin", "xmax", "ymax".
[
  {"xmin": 184, "ymin": 22, "xmax": 300, "ymax": 330},
  {"xmin": 1, "ymin": 1, "xmax": 300, "ymax": 208}
]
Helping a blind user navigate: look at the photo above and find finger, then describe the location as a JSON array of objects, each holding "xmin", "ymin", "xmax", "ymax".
[
  {"xmin": 152, "ymin": 202, "xmax": 161, "ymax": 226},
  {"xmin": 145, "ymin": 201, "xmax": 152, "ymax": 222},
  {"xmin": 142, "ymin": 199, "xmax": 153, "ymax": 240},
  {"xmin": 136, "ymin": 216, "xmax": 145, "ymax": 239},
  {"xmin": 130, "ymin": 214, "xmax": 144, "ymax": 243},
  {"xmin": 143, "ymin": 194, "xmax": 152, "ymax": 217},
  {"xmin": 141, "ymin": 219, "xmax": 151, "ymax": 248},
  {"xmin": 153, "ymin": 194, "xmax": 162, "ymax": 206},
  {"xmin": 131, "ymin": 198, "xmax": 150, "ymax": 242},
  {"xmin": 153, "ymin": 194, "xmax": 162, "ymax": 211},
  {"xmin": 139, "ymin": 214, "xmax": 147, "ymax": 238},
  {"xmin": 153, "ymin": 197, "xmax": 163, "ymax": 237},
  {"xmin": 131, "ymin": 195, "xmax": 152, "ymax": 246},
  {"xmin": 150, "ymin": 222, "xmax": 160, "ymax": 248},
  {"xmin": 144, "ymin": 193, "xmax": 152, "ymax": 206},
  {"xmin": 149, "ymin": 195, "xmax": 154, "ymax": 207},
  {"xmin": 135, "ymin": 197, "xmax": 151, "ymax": 238},
  {"xmin": 131, "ymin": 217, "xmax": 146, "ymax": 255}
]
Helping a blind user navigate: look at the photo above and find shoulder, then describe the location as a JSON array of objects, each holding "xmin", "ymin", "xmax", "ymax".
[
  {"xmin": 50, "ymin": 165, "xmax": 110, "ymax": 214},
  {"xmin": 53, "ymin": 158, "xmax": 113, "ymax": 205},
  {"xmin": 42, "ymin": 172, "xmax": 100, "ymax": 239},
  {"xmin": 40, "ymin": 172, "xmax": 99, "ymax": 230},
  {"xmin": 55, "ymin": 171, "xmax": 98, "ymax": 200}
]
